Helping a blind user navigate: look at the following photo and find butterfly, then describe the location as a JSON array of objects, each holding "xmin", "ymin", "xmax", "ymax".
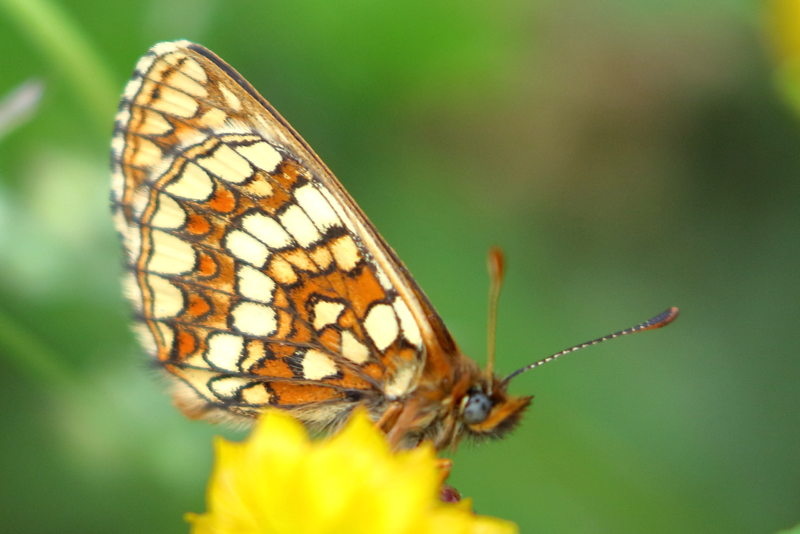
[{"xmin": 111, "ymin": 41, "xmax": 678, "ymax": 450}]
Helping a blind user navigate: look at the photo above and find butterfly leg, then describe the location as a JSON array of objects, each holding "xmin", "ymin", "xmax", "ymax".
[
  {"xmin": 386, "ymin": 399, "xmax": 427, "ymax": 449},
  {"xmin": 375, "ymin": 401, "xmax": 403, "ymax": 433}
]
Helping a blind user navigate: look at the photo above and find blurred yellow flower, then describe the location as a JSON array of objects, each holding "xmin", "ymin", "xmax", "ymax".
[
  {"xmin": 187, "ymin": 409, "xmax": 517, "ymax": 534},
  {"xmin": 765, "ymin": 0, "xmax": 800, "ymax": 114}
]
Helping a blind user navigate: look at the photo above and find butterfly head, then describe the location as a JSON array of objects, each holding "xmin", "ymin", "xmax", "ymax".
[{"xmin": 459, "ymin": 383, "xmax": 532, "ymax": 440}]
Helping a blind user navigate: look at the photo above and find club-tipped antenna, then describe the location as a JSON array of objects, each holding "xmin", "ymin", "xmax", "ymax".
[
  {"xmin": 485, "ymin": 247, "xmax": 505, "ymax": 381},
  {"xmin": 501, "ymin": 306, "xmax": 680, "ymax": 386}
]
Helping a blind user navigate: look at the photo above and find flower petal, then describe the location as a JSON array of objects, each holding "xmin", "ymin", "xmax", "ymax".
[{"xmin": 188, "ymin": 409, "xmax": 517, "ymax": 534}]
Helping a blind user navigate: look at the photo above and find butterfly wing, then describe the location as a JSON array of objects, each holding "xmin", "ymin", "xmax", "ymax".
[{"xmin": 111, "ymin": 41, "xmax": 457, "ymax": 429}]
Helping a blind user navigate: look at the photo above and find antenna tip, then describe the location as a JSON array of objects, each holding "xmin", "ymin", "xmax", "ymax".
[
  {"xmin": 488, "ymin": 247, "xmax": 505, "ymax": 281},
  {"xmin": 642, "ymin": 306, "xmax": 680, "ymax": 330}
]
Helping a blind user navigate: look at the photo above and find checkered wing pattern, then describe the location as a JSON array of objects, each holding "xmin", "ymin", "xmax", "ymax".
[{"xmin": 111, "ymin": 41, "xmax": 456, "ymax": 429}]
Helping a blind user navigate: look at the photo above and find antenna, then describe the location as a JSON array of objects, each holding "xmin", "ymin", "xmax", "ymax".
[
  {"xmin": 501, "ymin": 306, "xmax": 680, "ymax": 386},
  {"xmin": 485, "ymin": 247, "xmax": 505, "ymax": 381}
]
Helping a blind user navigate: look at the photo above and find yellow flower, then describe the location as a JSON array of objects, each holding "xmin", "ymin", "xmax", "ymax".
[
  {"xmin": 765, "ymin": 0, "xmax": 800, "ymax": 114},
  {"xmin": 187, "ymin": 409, "xmax": 517, "ymax": 534}
]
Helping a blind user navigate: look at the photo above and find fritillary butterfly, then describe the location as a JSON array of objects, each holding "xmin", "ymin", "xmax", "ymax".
[{"xmin": 111, "ymin": 41, "xmax": 678, "ymax": 449}]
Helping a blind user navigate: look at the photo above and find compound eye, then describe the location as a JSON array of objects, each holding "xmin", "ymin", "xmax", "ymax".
[{"xmin": 463, "ymin": 392, "xmax": 492, "ymax": 424}]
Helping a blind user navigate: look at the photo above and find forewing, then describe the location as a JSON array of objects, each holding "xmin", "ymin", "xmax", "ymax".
[{"xmin": 111, "ymin": 41, "xmax": 448, "ymax": 427}]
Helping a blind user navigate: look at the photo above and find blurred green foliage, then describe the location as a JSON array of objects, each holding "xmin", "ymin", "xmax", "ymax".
[{"xmin": 0, "ymin": 0, "xmax": 798, "ymax": 532}]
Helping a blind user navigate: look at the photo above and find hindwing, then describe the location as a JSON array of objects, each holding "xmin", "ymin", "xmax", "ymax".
[{"xmin": 111, "ymin": 41, "xmax": 456, "ymax": 428}]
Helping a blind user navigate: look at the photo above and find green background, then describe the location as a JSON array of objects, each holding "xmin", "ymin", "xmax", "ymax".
[{"xmin": 1, "ymin": 0, "xmax": 798, "ymax": 532}]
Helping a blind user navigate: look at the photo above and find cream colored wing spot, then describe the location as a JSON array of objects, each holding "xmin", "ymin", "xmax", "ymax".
[
  {"xmin": 312, "ymin": 300, "xmax": 345, "ymax": 330},
  {"xmin": 197, "ymin": 143, "xmax": 253, "ymax": 183},
  {"xmin": 364, "ymin": 303, "xmax": 400, "ymax": 352},
  {"xmin": 136, "ymin": 109, "xmax": 172, "ymax": 135},
  {"xmin": 236, "ymin": 264, "xmax": 275, "ymax": 303},
  {"xmin": 301, "ymin": 349, "xmax": 338, "ymax": 380},
  {"xmin": 149, "ymin": 40, "xmax": 191, "ymax": 58},
  {"xmin": 225, "ymin": 229, "xmax": 270, "ymax": 267},
  {"xmin": 161, "ymin": 59, "xmax": 208, "ymax": 97},
  {"xmin": 283, "ymin": 249, "xmax": 315, "ymax": 272},
  {"xmin": 110, "ymin": 134, "xmax": 126, "ymax": 163},
  {"xmin": 384, "ymin": 365, "xmax": 418, "ymax": 399},
  {"xmin": 294, "ymin": 183, "xmax": 341, "ymax": 231},
  {"xmin": 393, "ymin": 300, "xmax": 422, "ymax": 348},
  {"xmin": 279, "ymin": 205, "xmax": 321, "ymax": 247},
  {"xmin": 197, "ymin": 145, "xmax": 253, "ymax": 184},
  {"xmin": 233, "ymin": 141, "xmax": 281, "ymax": 173},
  {"xmin": 240, "ymin": 383, "xmax": 271, "ymax": 405},
  {"xmin": 114, "ymin": 106, "xmax": 131, "ymax": 130},
  {"xmin": 222, "ymin": 132, "xmax": 261, "ymax": 145},
  {"xmin": 309, "ymin": 246, "xmax": 333, "ymax": 270},
  {"xmin": 149, "ymin": 85, "xmax": 199, "ymax": 118},
  {"xmin": 199, "ymin": 107, "xmax": 227, "ymax": 126},
  {"xmin": 110, "ymin": 178, "xmax": 124, "ymax": 204},
  {"xmin": 134, "ymin": 52, "xmax": 158, "ymax": 72},
  {"xmin": 206, "ymin": 332, "xmax": 245, "ymax": 370},
  {"xmin": 242, "ymin": 212, "xmax": 293, "ymax": 249},
  {"xmin": 154, "ymin": 44, "xmax": 201, "ymax": 67},
  {"xmin": 340, "ymin": 330, "xmax": 370, "ymax": 364},
  {"xmin": 151, "ymin": 193, "xmax": 187, "ymax": 229},
  {"xmin": 166, "ymin": 74, "xmax": 206, "ymax": 99},
  {"xmin": 242, "ymin": 175, "xmax": 274, "ymax": 198},
  {"xmin": 174, "ymin": 367, "xmax": 216, "ymax": 403},
  {"xmin": 231, "ymin": 301, "xmax": 277, "ymax": 337},
  {"xmin": 131, "ymin": 137, "xmax": 164, "ymax": 169},
  {"xmin": 268, "ymin": 256, "xmax": 298, "ymax": 285},
  {"xmin": 239, "ymin": 340, "xmax": 266, "ymax": 372},
  {"xmin": 210, "ymin": 376, "xmax": 251, "ymax": 400},
  {"xmin": 166, "ymin": 162, "xmax": 214, "ymax": 201},
  {"xmin": 329, "ymin": 234, "xmax": 361, "ymax": 272},
  {"xmin": 147, "ymin": 273, "xmax": 185, "ymax": 318},
  {"xmin": 218, "ymin": 83, "xmax": 241, "ymax": 110},
  {"xmin": 167, "ymin": 54, "xmax": 208, "ymax": 83},
  {"xmin": 148, "ymin": 229, "xmax": 196, "ymax": 274}
]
